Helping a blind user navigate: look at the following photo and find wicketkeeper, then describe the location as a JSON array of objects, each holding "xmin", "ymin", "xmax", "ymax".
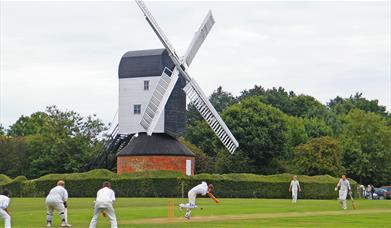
[
  {"xmin": 335, "ymin": 175, "xmax": 351, "ymax": 210},
  {"xmin": 45, "ymin": 180, "xmax": 71, "ymax": 227},
  {"xmin": 0, "ymin": 190, "xmax": 11, "ymax": 228},
  {"xmin": 179, "ymin": 181, "xmax": 214, "ymax": 219},
  {"xmin": 88, "ymin": 181, "xmax": 117, "ymax": 228},
  {"xmin": 289, "ymin": 175, "xmax": 301, "ymax": 203}
]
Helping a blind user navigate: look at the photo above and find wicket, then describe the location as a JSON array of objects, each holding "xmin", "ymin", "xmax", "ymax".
[{"xmin": 167, "ymin": 200, "xmax": 174, "ymax": 219}]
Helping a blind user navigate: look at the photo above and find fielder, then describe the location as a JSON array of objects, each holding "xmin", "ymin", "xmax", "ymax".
[
  {"xmin": 289, "ymin": 175, "xmax": 301, "ymax": 203},
  {"xmin": 179, "ymin": 181, "xmax": 214, "ymax": 219},
  {"xmin": 0, "ymin": 190, "xmax": 11, "ymax": 228},
  {"xmin": 335, "ymin": 175, "xmax": 351, "ymax": 210},
  {"xmin": 88, "ymin": 181, "xmax": 117, "ymax": 228},
  {"xmin": 45, "ymin": 180, "xmax": 71, "ymax": 227}
]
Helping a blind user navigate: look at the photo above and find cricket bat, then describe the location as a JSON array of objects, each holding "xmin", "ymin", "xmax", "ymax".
[
  {"xmin": 207, "ymin": 192, "xmax": 220, "ymax": 204},
  {"xmin": 349, "ymin": 192, "xmax": 357, "ymax": 209}
]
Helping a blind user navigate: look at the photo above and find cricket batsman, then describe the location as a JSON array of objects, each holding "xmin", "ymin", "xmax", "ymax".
[
  {"xmin": 88, "ymin": 181, "xmax": 117, "ymax": 228},
  {"xmin": 289, "ymin": 175, "xmax": 301, "ymax": 203},
  {"xmin": 335, "ymin": 175, "xmax": 351, "ymax": 210},
  {"xmin": 45, "ymin": 180, "xmax": 71, "ymax": 227},
  {"xmin": 0, "ymin": 190, "xmax": 11, "ymax": 228},
  {"xmin": 179, "ymin": 181, "xmax": 215, "ymax": 219}
]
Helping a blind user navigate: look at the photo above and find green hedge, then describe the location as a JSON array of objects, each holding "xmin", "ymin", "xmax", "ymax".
[{"xmin": 0, "ymin": 170, "xmax": 357, "ymax": 199}]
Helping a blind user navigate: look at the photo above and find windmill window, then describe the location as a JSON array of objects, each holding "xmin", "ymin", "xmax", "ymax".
[
  {"xmin": 134, "ymin": 104, "xmax": 141, "ymax": 114},
  {"xmin": 144, "ymin": 80, "xmax": 149, "ymax": 91}
]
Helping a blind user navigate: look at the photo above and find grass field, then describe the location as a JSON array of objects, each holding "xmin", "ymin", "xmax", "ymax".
[{"xmin": 7, "ymin": 198, "xmax": 391, "ymax": 227}]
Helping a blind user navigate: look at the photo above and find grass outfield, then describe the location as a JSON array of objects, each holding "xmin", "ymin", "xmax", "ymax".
[{"xmin": 7, "ymin": 198, "xmax": 391, "ymax": 227}]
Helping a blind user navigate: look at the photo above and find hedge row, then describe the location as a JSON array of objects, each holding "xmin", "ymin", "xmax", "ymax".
[{"xmin": 0, "ymin": 170, "xmax": 357, "ymax": 199}]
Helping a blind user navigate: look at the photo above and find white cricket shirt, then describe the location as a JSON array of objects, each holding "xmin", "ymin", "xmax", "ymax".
[
  {"xmin": 46, "ymin": 186, "xmax": 68, "ymax": 203},
  {"xmin": 95, "ymin": 187, "xmax": 115, "ymax": 206},
  {"xmin": 290, "ymin": 180, "xmax": 300, "ymax": 191},
  {"xmin": 0, "ymin": 195, "xmax": 10, "ymax": 209},
  {"xmin": 338, "ymin": 179, "xmax": 351, "ymax": 192},
  {"xmin": 189, "ymin": 181, "xmax": 208, "ymax": 196}
]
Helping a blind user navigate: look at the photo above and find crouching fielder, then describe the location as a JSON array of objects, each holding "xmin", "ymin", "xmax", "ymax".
[
  {"xmin": 0, "ymin": 190, "xmax": 11, "ymax": 228},
  {"xmin": 45, "ymin": 180, "xmax": 71, "ymax": 227},
  {"xmin": 89, "ymin": 181, "xmax": 117, "ymax": 228},
  {"xmin": 335, "ymin": 175, "xmax": 351, "ymax": 210},
  {"xmin": 289, "ymin": 175, "xmax": 301, "ymax": 203},
  {"xmin": 179, "ymin": 181, "xmax": 214, "ymax": 219}
]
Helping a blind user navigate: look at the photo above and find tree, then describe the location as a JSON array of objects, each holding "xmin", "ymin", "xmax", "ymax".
[
  {"xmin": 186, "ymin": 86, "xmax": 237, "ymax": 157},
  {"xmin": 294, "ymin": 137, "xmax": 344, "ymax": 176},
  {"xmin": 0, "ymin": 136, "xmax": 30, "ymax": 177},
  {"xmin": 0, "ymin": 124, "xmax": 5, "ymax": 136},
  {"xmin": 290, "ymin": 95, "xmax": 329, "ymax": 119},
  {"xmin": 185, "ymin": 120, "xmax": 217, "ymax": 157},
  {"xmin": 209, "ymin": 86, "xmax": 237, "ymax": 113},
  {"xmin": 7, "ymin": 105, "xmax": 107, "ymax": 177},
  {"xmin": 338, "ymin": 109, "xmax": 391, "ymax": 185},
  {"xmin": 187, "ymin": 86, "xmax": 237, "ymax": 126},
  {"xmin": 180, "ymin": 138, "xmax": 214, "ymax": 173},
  {"xmin": 217, "ymin": 96, "xmax": 289, "ymax": 174},
  {"xmin": 328, "ymin": 92, "xmax": 389, "ymax": 117}
]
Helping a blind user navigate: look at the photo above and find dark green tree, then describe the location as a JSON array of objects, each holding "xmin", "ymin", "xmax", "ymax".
[
  {"xmin": 0, "ymin": 124, "xmax": 5, "ymax": 136},
  {"xmin": 328, "ymin": 92, "xmax": 389, "ymax": 117},
  {"xmin": 216, "ymin": 96, "xmax": 289, "ymax": 174},
  {"xmin": 338, "ymin": 109, "xmax": 391, "ymax": 185},
  {"xmin": 294, "ymin": 136, "xmax": 344, "ymax": 176},
  {"xmin": 0, "ymin": 136, "xmax": 31, "ymax": 177},
  {"xmin": 7, "ymin": 105, "xmax": 107, "ymax": 177}
]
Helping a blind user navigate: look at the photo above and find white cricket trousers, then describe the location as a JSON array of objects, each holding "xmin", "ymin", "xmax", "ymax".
[
  {"xmin": 339, "ymin": 190, "xmax": 348, "ymax": 209},
  {"xmin": 46, "ymin": 201, "xmax": 66, "ymax": 223},
  {"xmin": 292, "ymin": 190, "xmax": 298, "ymax": 203},
  {"xmin": 188, "ymin": 191, "xmax": 197, "ymax": 206},
  {"xmin": 0, "ymin": 208, "xmax": 11, "ymax": 228},
  {"xmin": 89, "ymin": 205, "xmax": 117, "ymax": 228}
]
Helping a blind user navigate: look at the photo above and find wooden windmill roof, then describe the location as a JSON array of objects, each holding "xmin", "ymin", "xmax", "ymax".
[
  {"xmin": 117, "ymin": 133, "xmax": 195, "ymax": 157},
  {"xmin": 118, "ymin": 48, "xmax": 174, "ymax": 79}
]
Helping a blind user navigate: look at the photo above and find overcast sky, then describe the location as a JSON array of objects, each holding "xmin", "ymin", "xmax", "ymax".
[{"xmin": 1, "ymin": 1, "xmax": 390, "ymax": 129}]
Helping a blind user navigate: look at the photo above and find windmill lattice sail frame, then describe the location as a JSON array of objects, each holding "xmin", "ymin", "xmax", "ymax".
[{"xmin": 135, "ymin": 0, "xmax": 239, "ymax": 153}]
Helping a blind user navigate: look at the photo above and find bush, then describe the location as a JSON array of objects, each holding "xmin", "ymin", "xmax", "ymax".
[
  {"xmin": 0, "ymin": 174, "xmax": 12, "ymax": 185},
  {"xmin": 0, "ymin": 170, "xmax": 357, "ymax": 199}
]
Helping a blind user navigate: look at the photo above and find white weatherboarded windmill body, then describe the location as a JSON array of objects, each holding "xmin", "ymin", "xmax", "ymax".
[{"xmin": 116, "ymin": 0, "xmax": 239, "ymax": 175}]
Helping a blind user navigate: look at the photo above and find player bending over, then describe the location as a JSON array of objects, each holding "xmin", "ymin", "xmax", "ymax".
[
  {"xmin": 45, "ymin": 180, "xmax": 71, "ymax": 227},
  {"xmin": 335, "ymin": 175, "xmax": 351, "ymax": 210},
  {"xmin": 88, "ymin": 181, "xmax": 117, "ymax": 228},
  {"xmin": 179, "ymin": 181, "xmax": 214, "ymax": 219},
  {"xmin": 0, "ymin": 190, "xmax": 11, "ymax": 228},
  {"xmin": 289, "ymin": 175, "xmax": 301, "ymax": 203}
]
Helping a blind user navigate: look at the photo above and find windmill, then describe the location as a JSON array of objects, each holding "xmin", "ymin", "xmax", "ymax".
[{"xmin": 116, "ymin": 0, "xmax": 239, "ymax": 175}]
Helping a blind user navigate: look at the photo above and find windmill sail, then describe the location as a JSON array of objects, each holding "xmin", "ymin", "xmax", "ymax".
[
  {"xmin": 184, "ymin": 80, "xmax": 239, "ymax": 153},
  {"xmin": 136, "ymin": 0, "xmax": 215, "ymax": 134},
  {"xmin": 140, "ymin": 67, "xmax": 179, "ymax": 134},
  {"xmin": 183, "ymin": 10, "xmax": 215, "ymax": 67},
  {"xmin": 135, "ymin": 0, "xmax": 239, "ymax": 153}
]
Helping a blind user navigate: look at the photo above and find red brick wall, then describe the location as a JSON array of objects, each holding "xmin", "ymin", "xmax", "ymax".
[{"xmin": 117, "ymin": 155, "xmax": 195, "ymax": 176}]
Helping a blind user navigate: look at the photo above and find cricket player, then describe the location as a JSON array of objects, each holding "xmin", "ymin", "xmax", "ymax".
[
  {"xmin": 335, "ymin": 175, "xmax": 351, "ymax": 210},
  {"xmin": 0, "ymin": 190, "xmax": 11, "ymax": 228},
  {"xmin": 88, "ymin": 181, "xmax": 117, "ymax": 228},
  {"xmin": 45, "ymin": 180, "xmax": 71, "ymax": 227},
  {"xmin": 179, "ymin": 181, "xmax": 214, "ymax": 219},
  {"xmin": 289, "ymin": 175, "xmax": 301, "ymax": 203}
]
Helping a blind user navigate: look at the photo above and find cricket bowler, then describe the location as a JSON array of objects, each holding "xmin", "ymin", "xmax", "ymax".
[
  {"xmin": 88, "ymin": 181, "xmax": 117, "ymax": 228},
  {"xmin": 289, "ymin": 175, "xmax": 301, "ymax": 203},
  {"xmin": 335, "ymin": 175, "xmax": 351, "ymax": 210},
  {"xmin": 0, "ymin": 190, "xmax": 11, "ymax": 228},
  {"xmin": 179, "ymin": 181, "xmax": 214, "ymax": 219},
  {"xmin": 45, "ymin": 180, "xmax": 71, "ymax": 227}
]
